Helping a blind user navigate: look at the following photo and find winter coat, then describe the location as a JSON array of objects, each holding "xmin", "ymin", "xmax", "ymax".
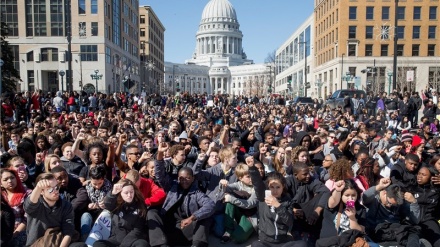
[
  {"xmin": 411, "ymin": 183, "xmax": 440, "ymax": 221},
  {"xmin": 390, "ymin": 161, "xmax": 418, "ymax": 191},
  {"xmin": 155, "ymin": 159, "xmax": 215, "ymax": 221},
  {"xmin": 155, "ymin": 159, "xmax": 193, "ymax": 187},
  {"xmin": 286, "ymin": 175, "xmax": 330, "ymax": 209},
  {"xmin": 249, "ymin": 166, "xmax": 295, "ymax": 244},
  {"xmin": 104, "ymin": 194, "xmax": 147, "ymax": 247},
  {"xmin": 137, "ymin": 177, "xmax": 166, "ymax": 207},
  {"xmin": 60, "ymin": 156, "xmax": 86, "ymax": 177}
]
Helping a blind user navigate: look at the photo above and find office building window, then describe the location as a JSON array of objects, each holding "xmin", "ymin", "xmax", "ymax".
[
  {"xmin": 349, "ymin": 26, "xmax": 357, "ymax": 39},
  {"xmin": 27, "ymin": 51, "xmax": 34, "ymax": 61},
  {"xmin": 349, "ymin": 7, "xmax": 357, "ymax": 20},
  {"xmin": 50, "ymin": 0, "xmax": 64, "ymax": 36},
  {"xmin": 366, "ymin": 7, "xmax": 374, "ymax": 20},
  {"xmin": 366, "ymin": 26, "xmax": 373, "ymax": 39},
  {"xmin": 381, "ymin": 44, "xmax": 388, "ymax": 56},
  {"xmin": 34, "ymin": 0, "xmax": 47, "ymax": 36},
  {"xmin": 79, "ymin": 22, "xmax": 86, "ymax": 36},
  {"xmin": 2, "ymin": 0, "xmax": 19, "ymax": 36},
  {"xmin": 430, "ymin": 6, "xmax": 437, "ymax": 20},
  {"xmin": 412, "ymin": 44, "xmax": 420, "ymax": 56},
  {"xmin": 382, "ymin": 6, "xmax": 390, "ymax": 20},
  {"xmin": 397, "ymin": 45, "xmax": 404, "ymax": 56},
  {"xmin": 396, "ymin": 26, "xmax": 405, "ymax": 39},
  {"xmin": 413, "ymin": 26, "xmax": 420, "ymax": 39},
  {"xmin": 41, "ymin": 48, "xmax": 58, "ymax": 62},
  {"xmin": 428, "ymin": 44, "xmax": 436, "ymax": 56},
  {"xmin": 79, "ymin": 0, "xmax": 86, "ymax": 14},
  {"xmin": 91, "ymin": 22, "xmax": 98, "ymax": 36},
  {"xmin": 365, "ymin": 44, "xmax": 373, "ymax": 56},
  {"xmin": 348, "ymin": 44, "xmax": 356, "ymax": 56},
  {"xmin": 140, "ymin": 28, "xmax": 145, "ymax": 37},
  {"xmin": 91, "ymin": 0, "xmax": 98, "ymax": 14},
  {"xmin": 140, "ymin": 15, "xmax": 145, "ymax": 24},
  {"xmin": 80, "ymin": 45, "xmax": 98, "ymax": 61},
  {"xmin": 397, "ymin": 7, "xmax": 405, "ymax": 19},
  {"xmin": 28, "ymin": 71, "xmax": 35, "ymax": 92},
  {"xmin": 113, "ymin": 0, "xmax": 121, "ymax": 46},
  {"xmin": 25, "ymin": 1, "xmax": 33, "ymax": 36},
  {"xmin": 429, "ymin": 26, "xmax": 436, "ymax": 39},
  {"xmin": 413, "ymin": 6, "xmax": 421, "ymax": 20}
]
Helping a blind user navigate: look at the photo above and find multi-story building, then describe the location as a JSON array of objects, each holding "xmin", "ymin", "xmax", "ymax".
[
  {"xmin": 2, "ymin": 0, "xmax": 141, "ymax": 94},
  {"xmin": 275, "ymin": 15, "xmax": 314, "ymax": 98},
  {"xmin": 139, "ymin": 5, "xmax": 165, "ymax": 95},
  {"xmin": 313, "ymin": 0, "xmax": 440, "ymax": 98}
]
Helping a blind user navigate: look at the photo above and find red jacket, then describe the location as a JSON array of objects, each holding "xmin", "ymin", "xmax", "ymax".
[
  {"xmin": 1, "ymin": 103, "xmax": 14, "ymax": 117},
  {"xmin": 138, "ymin": 177, "xmax": 166, "ymax": 207}
]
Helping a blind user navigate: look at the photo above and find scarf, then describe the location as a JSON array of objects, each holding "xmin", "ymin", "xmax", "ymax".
[{"xmin": 86, "ymin": 179, "xmax": 113, "ymax": 203}]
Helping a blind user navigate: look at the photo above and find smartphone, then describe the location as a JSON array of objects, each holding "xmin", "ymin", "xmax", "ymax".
[
  {"xmin": 265, "ymin": 190, "xmax": 272, "ymax": 198},
  {"xmin": 346, "ymin": 200, "xmax": 355, "ymax": 209}
]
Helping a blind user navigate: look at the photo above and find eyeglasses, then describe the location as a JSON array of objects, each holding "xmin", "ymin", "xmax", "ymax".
[
  {"xmin": 129, "ymin": 152, "xmax": 141, "ymax": 156},
  {"xmin": 328, "ymin": 136, "xmax": 336, "ymax": 139},
  {"xmin": 324, "ymin": 159, "xmax": 333, "ymax": 162},
  {"xmin": 47, "ymin": 185, "xmax": 60, "ymax": 194}
]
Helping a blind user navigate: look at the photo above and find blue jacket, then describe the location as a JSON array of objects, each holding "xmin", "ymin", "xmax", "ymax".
[{"xmin": 155, "ymin": 159, "xmax": 215, "ymax": 220}]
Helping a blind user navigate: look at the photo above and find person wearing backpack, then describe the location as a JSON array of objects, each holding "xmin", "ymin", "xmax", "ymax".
[{"xmin": 79, "ymin": 91, "xmax": 89, "ymax": 113}]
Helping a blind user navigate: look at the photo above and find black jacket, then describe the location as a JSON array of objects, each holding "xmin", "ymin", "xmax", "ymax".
[
  {"xmin": 390, "ymin": 161, "xmax": 418, "ymax": 191},
  {"xmin": 249, "ymin": 166, "xmax": 295, "ymax": 244},
  {"xmin": 411, "ymin": 183, "xmax": 440, "ymax": 221},
  {"xmin": 104, "ymin": 193, "xmax": 147, "ymax": 247}
]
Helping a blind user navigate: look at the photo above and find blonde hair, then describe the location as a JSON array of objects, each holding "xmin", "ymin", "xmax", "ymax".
[
  {"xmin": 6, "ymin": 156, "xmax": 25, "ymax": 168},
  {"xmin": 234, "ymin": 163, "xmax": 249, "ymax": 178},
  {"xmin": 125, "ymin": 169, "xmax": 140, "ymax": 183},
  {"xmin": 219, "ymin": 146, "xmax": 235, "ymax": 163},
  {"xmin": 44, "ymin": 154, "xmax": 62, "ymax": 172}
]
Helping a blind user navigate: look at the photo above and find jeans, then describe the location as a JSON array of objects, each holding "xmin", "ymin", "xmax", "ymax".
[
  {"xmin": 212, "ymin": 213, "xmax": 225, "ymax": 237},
  {"xmin": 81, "ymin": 212, "xmax": 93, "ymax": 240},
  {"xmin": 80, "ymin": 106, "xmax": 88, "ymax": 113}
]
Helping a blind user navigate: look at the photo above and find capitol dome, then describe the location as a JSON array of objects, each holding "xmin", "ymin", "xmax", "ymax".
[{"xmin": 201, "ymin": 0, "xmax": 237, "ymax": 23}]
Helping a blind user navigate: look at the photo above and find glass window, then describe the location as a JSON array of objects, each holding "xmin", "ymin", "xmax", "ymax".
[
  {"xmin": 412, "ymin": 44, "xmax": 420, "ymax": 56},
  {"xmin": 381, "ymin": 44, "xmax": 388, "ymax": 56},
  {"xmin": 79, "ymin": 0, "xmax": 85, "ymax": 14},
  {"xmin": 50, "ymin": 1, "xmax": 63, "ymax": 36},
  {"xmin": 396, "ymin": 26, "xmax": 405, "ymax": 39},
  {"xmin": 105, "ymin": 47, "xmax": 111, "ymax": 64},
  {"xmin": 41, "ymin": 48, "xmax": 58, "ymax": 62},
  {"xmin": 397, "ymin": 7, "xmax": 405, "ymax": 20},
  {"xmin": 140, "ymin": 15, "xmax": 145, "ymax": 24},
  {"xmin": 348, "ymin": 44, "xmax": 356, "ymax": 56},
  {"xmin": 349, "ymin": 26, "xmax": 356, "ymax": 39},
  {"xmin": 413, "ymin": 6, "xmax": 421, "ymax": 20},
  {"xmin": 140, "ymin": 28, "xmax": 145, "ymax": 37},
  {"xmin": 91, "ymin": 22, "xmax": 98, "ymax": 36},
  {"xmin": 366, "ymin": 26, "xmax": 373, "ymax": 39},
  {"xmin": 429, "ymin": 26, "xmax": 436, "ymax": 39},
  {"xmin": 27, "ymin": 51, "xmax": 34, "ymax": 61},
  {"xmin": 2, "ymin": 0, "xmax": 19, "ymax": 36},
  {"xmin": 91, "ymin": 0, "xmax": 98, "ymax": 14},
  {"xmin": 80, "ymin": 45, "xmax": 98, "ymax": 61},
  {"xmin": 365, "ymin": 44, "xmax": 373, "ymax": 56},
  {"xmin": 428, "ymin": 44, "xmax": 436, "ymax": 56},
  {"xmin": 113, "ymin": 0, "xmax": 121, "ymax": 46},
  {"xmin": 413, "ymin": 26, "xmax": 420, "ymax": 39},
  {"xmin": 366, "ymin": 7, "xmax": 374, "ymax": 20},
  {"xmin": 349, "ymin": 7, "xmax": 357, "ymax": 20},
  {"xmin": 382, "ymin": 6, "xmax": 390, "ymax": 20},
  {"xmin": 430, "ymin": 6, "xmax": 437, "ymax": 20},
  {"xmin": 396, "ymin": 45, "xmax": 404, "ymax": 56}
]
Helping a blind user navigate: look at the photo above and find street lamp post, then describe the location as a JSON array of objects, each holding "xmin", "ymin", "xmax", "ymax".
[
  {"xmin": 59, "ymin": 70, "xmax": 65, "ymax": 92},
  {"xmin": 392, "ymin": 0, "xmax": 399, "ymax": 91},
  {"xmin": 184, "ymin": 74, "xmax": 188, "ymax": 93},
  {"xmin": 387, "ymin": 71, "xmax": 393, "ymax": 94},
  {"xmin": 145, "ymin": 59, "xmax": 154, "ymax": 94},
  {"xmin": 90, "ymin": 69, "xmax": 103, "ymax": 94},
  {"xmin": 266, "ymin": 65, "xmax": 273, "ymax": 94},
  {"xmin": 340, "ymin": 53, "xmax": 345, "ymax": 90},
  {"xmin": 172, "ymin": 65, "xmax": 179, "ymax": 94}
]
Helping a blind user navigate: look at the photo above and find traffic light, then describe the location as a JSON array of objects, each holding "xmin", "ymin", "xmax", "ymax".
[{"xmin": 287, "ymin": 75, "xmax": 292, "ymax": 88}]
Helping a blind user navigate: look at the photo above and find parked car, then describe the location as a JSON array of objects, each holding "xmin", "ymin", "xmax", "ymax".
[
  {"xmin": 325, "ymin": 89, "xmax": 366, "ymax": 109},
  {"xmin": 286, "ymin": 97, "xmax": 314, "ymax": 106}
]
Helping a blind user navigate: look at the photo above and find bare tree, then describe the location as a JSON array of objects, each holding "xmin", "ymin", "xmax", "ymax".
[{"xmin": 264, "ymin": 50, "xmax": 276, "ymax": 64}]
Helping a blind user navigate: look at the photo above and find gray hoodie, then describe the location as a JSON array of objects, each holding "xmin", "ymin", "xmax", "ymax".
[{"xmin": 53, "ymin": 91, "xmax": 65, "ymax": 109}]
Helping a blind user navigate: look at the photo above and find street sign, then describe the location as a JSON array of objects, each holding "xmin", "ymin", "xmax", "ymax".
[{"xmin": 407, "ymin": 70, "xmax": 414, "ymax": 82}]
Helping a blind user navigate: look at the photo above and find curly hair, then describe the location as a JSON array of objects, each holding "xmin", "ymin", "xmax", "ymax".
[
  {"xmin": 169, "ymin": 144, "xmax": 185, "ymax": 158},
  {"xmin": 291, "ymin": 146, "xmax": 310, "ymax": 166},
  {"xmin": 358, "ymin": 157, "xmax": 381, "ymax": 188},
  {"xmin": 329, "ymin": 158, "xmax": 354, "ymax": 181}
]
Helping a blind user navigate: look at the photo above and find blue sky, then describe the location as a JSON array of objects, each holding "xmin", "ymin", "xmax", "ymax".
[{"xmin": 140, "ymin": 0, "xmax": 314, "ymax": 64}]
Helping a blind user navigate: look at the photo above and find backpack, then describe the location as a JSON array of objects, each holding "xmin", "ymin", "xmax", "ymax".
[{"xmin": 81, "ymin": 96, "xmax": 89, "ymax": 106}]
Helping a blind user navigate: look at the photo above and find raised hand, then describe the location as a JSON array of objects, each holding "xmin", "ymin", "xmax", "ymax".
[
  {"xmin": 157, "ymin": 142, "xmax": 169, "ymax": 153},
  {"xmin": 119, "ymin": 133, "xmax": 128, "ymax": 144},
  {"xmin": 245, "ymin": 156, "xmax": 254, "ymax": 167},
  {"xmin": 334, "ymin": 180, "xmax": 345, "ymax": 192},
  {"xmin": 112, "ymin": 183, "xmax": 123, "ymax": 195},
  {"xmin": 198, "ymin": 153, "xmax": 207, "ymax": 161}
]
